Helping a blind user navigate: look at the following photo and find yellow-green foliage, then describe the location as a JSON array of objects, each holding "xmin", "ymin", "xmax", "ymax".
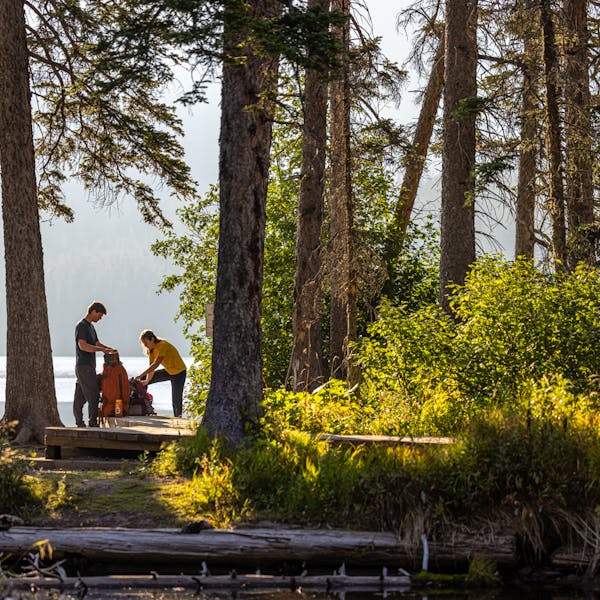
[
  {"xmin": 354, "ymin": 258, "xmax": 600, "ymax": 435},
  {"xmin": 155, "ymin": 392, "xmax": 600, "ymax": 539},
  {"xmin": 149, "ymin": 256, "xmax": 600, "ymax": 540},
  {"xmin": 263, "ymin": 379, "xmax": 370, "ymax": 434},
  {"xmin": 0, "ymin": 423, "xmax": 36, "ymax": 515}
]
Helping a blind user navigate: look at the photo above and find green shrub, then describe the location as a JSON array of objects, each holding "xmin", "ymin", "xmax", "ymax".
[
  {"xmin": 355, "ymin": 257, "xmax": 600, "ymax": 435},
  {"xmin": 151, "ymin": 394, "xmax": 599, "ymax": 551},
  {"xmin": 263, "ymin": 379, "xmax": 370, "ymax": 435},
  {"xmin": 0, "ymin": 423, "xmax": 33, "ymax": 514},
  {"xmin": 451, "ymin": 259, "xmax": 600, "ymax": 400}
]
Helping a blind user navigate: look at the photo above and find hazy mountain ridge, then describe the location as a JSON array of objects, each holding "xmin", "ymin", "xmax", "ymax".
[{"xmin": 0, "ymin": 194, "xmax": 190, "ymax": 356}]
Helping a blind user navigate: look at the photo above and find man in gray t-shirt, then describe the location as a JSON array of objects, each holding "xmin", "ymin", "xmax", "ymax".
[{"xmin": 74, "ymin": 301, "xmax": 117, "ymax": 427}]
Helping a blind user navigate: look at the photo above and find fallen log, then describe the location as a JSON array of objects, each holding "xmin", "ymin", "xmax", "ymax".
[
  {"xmin": 551, "ymin": 546, "xmax": 599, "ymax": 570},
  {"xmin": 0, "ymin": 527, "xmax": 517, "ymax": 569},
  {"xmin": 2, "ymin": 573, "xmax": 412, "ymax": 593}
]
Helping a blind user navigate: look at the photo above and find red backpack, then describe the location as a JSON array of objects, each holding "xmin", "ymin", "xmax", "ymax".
[
  {"xmin": 99, "ymin": 353, "xmax": 130, "ymax": 417},
  {"xmin": 128, "ymin": 378, "xmax": 156, "ymax": 416}
]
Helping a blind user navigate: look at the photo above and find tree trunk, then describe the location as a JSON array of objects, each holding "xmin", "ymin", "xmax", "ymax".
[
  {"xmin": 329, "ymin": 0, "xmax": 357, "ymax": 382},
  {"xmin": 515, "ymin": 29, "xmax": 541, "ymax": 260},
  {"xmin": 540, "ymin": 0, "xmax": 567, "ymax": 267},
  {"xmin": 0, "ymin": 0, "xmax": 61, "ymax": 443},
  {"xmin": 439, "ymin": 0, "xmax": 477, "ymax": 313},
  {"xmin": 563, "ymin": 0, "xmax": 594, "ymax": 268},
  {"xmin": 384, "ymin": 33, "xmax": 445, "ymax": 265},
  {"xmin": 289, "ymin": 0, "xmax": 328, "ymax": 393},
  {"xmin": 203, "ymin": 0, "xmax": 280, "ymax": 445}
]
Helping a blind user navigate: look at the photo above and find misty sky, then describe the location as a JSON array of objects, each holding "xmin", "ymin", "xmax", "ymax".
[{"xmin": 0, "ymin": 4, "xmax": 511, "ymax": 357}]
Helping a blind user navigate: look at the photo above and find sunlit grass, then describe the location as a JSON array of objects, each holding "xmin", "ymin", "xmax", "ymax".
[{"xmin": 23, "ymin": 470, "xmax": 215, "ymax": 527}]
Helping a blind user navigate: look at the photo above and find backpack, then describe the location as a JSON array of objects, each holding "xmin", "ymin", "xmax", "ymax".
[
  {"xmin": 128, "ymin": 378, "xmax": 156, "ymax": 416},
  {"xmin": 99, "ymin": 353, "xmax": 131, "ymax": 417}
]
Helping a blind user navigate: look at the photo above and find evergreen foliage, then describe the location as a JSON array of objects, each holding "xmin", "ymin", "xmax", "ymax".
[
  {"xmin": 28, "ymin": 0, "xmax": 198, "ymax": 223},
  {"xmin": 28, "ymin": 0, "xmax": 344, "ymax": 222}
]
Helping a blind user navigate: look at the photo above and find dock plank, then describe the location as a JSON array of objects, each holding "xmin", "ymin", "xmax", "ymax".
[
  {"xmin": 317, "ymin": 433, "xmax": 455, "ymax": 446},
  {"xmin": 44, "ymin": 416, "xmax": 196, "ymax": 459}
]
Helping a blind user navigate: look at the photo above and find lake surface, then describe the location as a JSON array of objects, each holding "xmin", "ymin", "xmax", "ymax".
[{"xmin": 0, "ymin": 355, "xmax": 194, "ymax": 425}]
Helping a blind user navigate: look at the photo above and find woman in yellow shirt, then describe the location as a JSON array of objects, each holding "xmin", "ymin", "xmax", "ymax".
[{"xmin": 136, "ymin": 329, "xmax": 187, "ymax": 417}]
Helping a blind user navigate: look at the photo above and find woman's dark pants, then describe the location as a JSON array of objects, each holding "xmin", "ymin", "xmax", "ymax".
[{"xmin": 148, "ymin": 369, "xmax": 186, "ymax": 417}]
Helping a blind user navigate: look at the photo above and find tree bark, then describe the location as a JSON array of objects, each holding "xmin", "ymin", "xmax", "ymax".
[
  {"xmin": 385, "ymin": 33, "xmax": 445, "ymax": 265},
  {"xmin": 515, "ymin": 29, "xmax": 541, "ymax": 260},
  {"xmin": 203, "ymin": 0, "xmax": 281, "ymax": 445},
  {"xmin": 439, "ymin": 0, "xmax": 477, "ymax": 313},
  {"xmin": 0, "ymin": 527, "xmax": 518, "ymax": 570},
  {"xmin": 540, "ymin": 0, "xmax": 567, "ymax": 267},
  {"xmin": 0, "ymin": 0, "xmax": 61, "ymax": 443},
  {"xmin": 563, "ymin": 0, "xmax": 594, "ymax": 268},
  {"xmin": 329, "ymin": 0, "xmax": 357, "ymax": 382},
  {"xmin": 289, "ymin": 0, "xmax": 328, "ymax": 393}
]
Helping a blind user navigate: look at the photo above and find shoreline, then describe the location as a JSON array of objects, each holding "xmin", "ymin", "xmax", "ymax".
[{"xmin": 0, "ymin": 525, "xmax": 598, "ymax": 591}]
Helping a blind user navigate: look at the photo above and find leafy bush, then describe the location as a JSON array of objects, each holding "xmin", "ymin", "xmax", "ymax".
[
  {"xmin": 0, "ymin": 423, "xmax": 33, "ymax": 514},
  {"xmin": 355, "ymin": 257, "xmax": 600, "ymax": 435},
  {"xmin": 451, "ymin": 259, "xmax": 600, "ymax": 400},
  {"xmin": 153, "ymin": 395, "xmax": 600, "ymax": 545},
  {"xmin": 263, "ymin": 379, "xmax": 370, "ymax": 434}
]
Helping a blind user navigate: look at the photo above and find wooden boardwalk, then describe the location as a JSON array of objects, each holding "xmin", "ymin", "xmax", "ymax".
[
  {"xmin": 42, "ymin": 417, "xmax": 453, "ymax": 465},
  {"xmin": 44, "ymin": 415, "xmax": 196, "ymax": 459},
  {"xmin": 317, "ymin": 433, "xmax": 455, "ymax": 446}
]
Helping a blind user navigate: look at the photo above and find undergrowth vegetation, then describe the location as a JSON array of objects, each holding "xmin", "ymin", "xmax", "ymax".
[
  {"xmin": 0, "ymin": 422, "xmax": 36, "ymax": 515},
  {"xmin": 152, "ymin": 407, "xmax": 599, "ymax": 552},
  {"xmin": 149, "ymin": 257, "xmax": 600, "ymax": 560},
  {"xmin": 8, "ymin": 256, "xmax": 597, "ymax": 567}
]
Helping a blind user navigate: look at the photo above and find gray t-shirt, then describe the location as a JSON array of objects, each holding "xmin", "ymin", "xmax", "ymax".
[{"xmin": 75, "ymin": 318, "xmax": 98, "ymax": 368}]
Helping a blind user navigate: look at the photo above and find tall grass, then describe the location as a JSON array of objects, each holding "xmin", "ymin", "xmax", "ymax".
[{"xmin": 153, "ymin": 402, "xmax": 600, "ymax": 556}]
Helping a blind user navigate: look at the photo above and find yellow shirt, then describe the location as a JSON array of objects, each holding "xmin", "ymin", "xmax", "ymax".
[{"xmin": 150, "ymin": 340, "xmax": 186, "ymax": 375}]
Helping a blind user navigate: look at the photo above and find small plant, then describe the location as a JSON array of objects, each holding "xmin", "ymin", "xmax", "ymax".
[
  {"xmin": 465, "ymin": 556, "xmax": 501, "ymax": 587},
  {"xmin": 0, "ymin": 421, "xmax": 33, "ymax": 514},
  {"xmin": 263, "ymin": 379, "xmax": 368, "ymax": 435}
]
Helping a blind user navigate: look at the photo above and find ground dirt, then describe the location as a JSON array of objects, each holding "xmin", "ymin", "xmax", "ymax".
[{"xmin": 19, "ymin": 446, "xmax": 195, "ymax": 529}]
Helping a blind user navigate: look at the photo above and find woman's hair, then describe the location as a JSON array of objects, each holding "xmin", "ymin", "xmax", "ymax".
[{"xmin": 139, "ymin": 329, "xmax": 163, "ymax": 355}]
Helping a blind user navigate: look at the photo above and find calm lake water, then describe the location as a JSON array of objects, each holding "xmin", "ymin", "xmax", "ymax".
[{"xmin": 0, "ymin": 355, "xmax": 194, "ymax": 424}]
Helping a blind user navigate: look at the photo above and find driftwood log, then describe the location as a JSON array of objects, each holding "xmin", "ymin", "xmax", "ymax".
[
  {"xmin": 0, "ymin": 527, "xmax": 517, "ymax": 569},
  {"xmin": 551, "ymin": 546, "xmax": 600, "ymax": 571},
  {"xmin": 2, "ymin": 573, "xmax": 412, "ymax": 593}
]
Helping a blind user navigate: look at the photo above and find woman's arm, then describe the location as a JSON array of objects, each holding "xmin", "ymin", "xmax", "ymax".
[{"xmin": 136, "ymin": 356, "xmax": 164, "ymax": 381}]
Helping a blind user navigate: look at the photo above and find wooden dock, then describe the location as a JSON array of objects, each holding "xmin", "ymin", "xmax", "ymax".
[
  {"xmin": 44, "ymin": 415, "xmax": 196, "ymax": 459},
  {"xmin": 317, "ymin": 433, "xmax": 455, "ymax": 446},
  {"xmin": 41, "ymin": 417, "xmax": 454, "ymax": 465}
]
